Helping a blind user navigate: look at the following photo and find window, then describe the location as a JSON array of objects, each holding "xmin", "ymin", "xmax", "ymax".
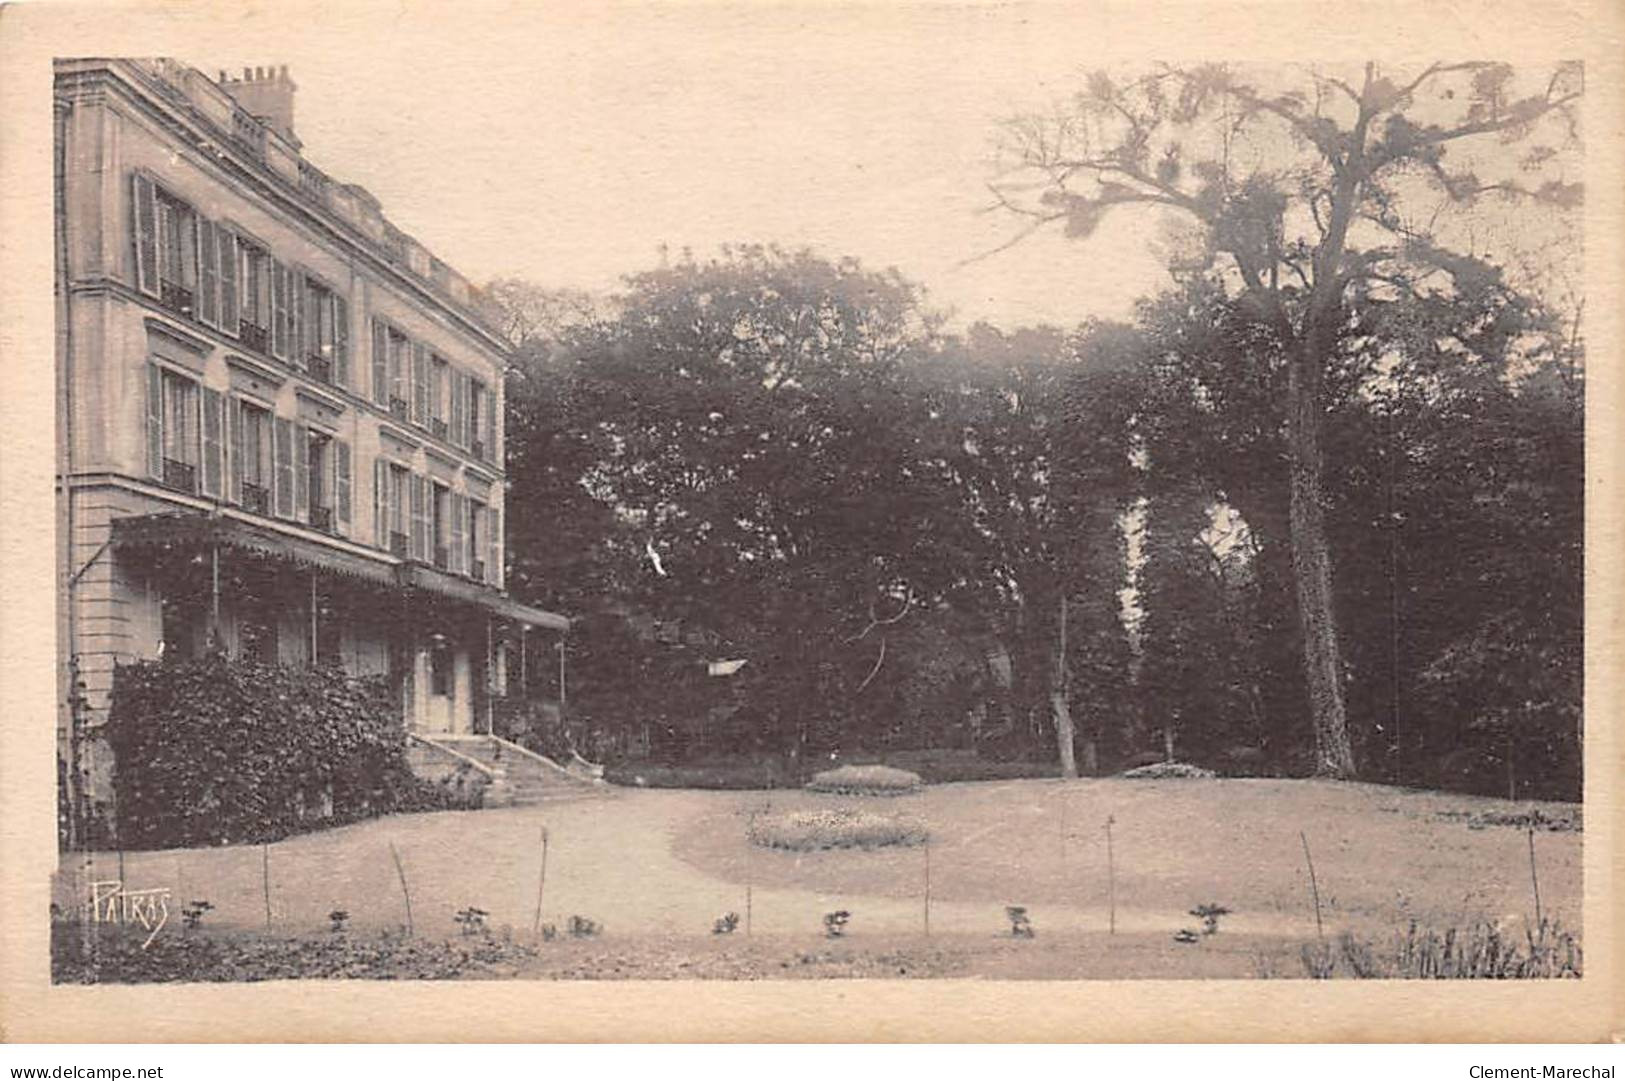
[
  {"xmin": 146, "ymin": 366, "xmax": 199, "ymax": 493},
  {"xmin": 411, "ymin": 342, "xmax": 430, "ymax": 427},
  {"xmin": 334, "ymin": 441, "xmax": 352, "ymax": 536},
  {"xmin": 430, "ymin": 642, "xmax": 452, "ymax": 697},
  {"xmin": 409, "ymin": 473, "xmax": 430, "ymax": 562},
  {"xmin": 468, "ymin": 381, "xmax": 486, "ymax": 459},
  {"xmin": 307, "ymin": 431, "xmax": 333, "ymax": 532},
  {"xmin": 430, "ymin": 356, "xmax": 448, "ymax": 438},
  {"xmin": 389, "ymin": 329, "xmax": 410, "ymax": 417},
  {"xmin": 467, "ymin": 497, "xmax": 484, "ymax": 580},
  {"xmin": 376, "ymin": 461, "xmax": 410, "ymax": 556},
  {"xmin": 391, "ymin": 466, "xmax": 408, "ymax": 548},
  {"xmin": 272, "ymin": 416, "xmax": 297, "ymax": 518},
  {"xmin": 132, "ymin": 175, "xmax": 199, "ymax": 319},
  {"xmin": 448, "ymin": 490, "xmax": 466, "ymax": 574},
  {"xmin": 197, "ymin": 220, "xmax": 235, "ymax": 332},
  {"xmin": 233, "ymin": 399, "xmax": 273, "ymax": 514},
  {"xmin": 237, "ymin": 241, "xmax": 272, "ymax": 353},
  {"xmin": 449, "ymin": 368, "xmax": 467, "ymax": 448},
  {"xmin": 431, "ymin": 483, "xmax": 451, "ymax": 568},
  {"xmin": 301, "ymin": 277, "xmax": 349, "ymax": 387},
  {"xmin": 270, "ymin": 261, "xmax": 296, "ymax": 362}
]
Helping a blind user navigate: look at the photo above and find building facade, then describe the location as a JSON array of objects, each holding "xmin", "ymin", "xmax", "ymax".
[{"xmin": 54, "ymin": 58, "xmax": 568, "ymax": 831}]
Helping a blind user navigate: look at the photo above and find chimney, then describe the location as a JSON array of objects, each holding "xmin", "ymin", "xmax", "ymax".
[{"xmin": 217, "ymin": 63, "xmax": 299, "ymax": 147}]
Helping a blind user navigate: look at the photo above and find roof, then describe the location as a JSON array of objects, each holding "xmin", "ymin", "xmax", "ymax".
[{"xmin": 113, "ymin": 512, "xmax": 570, "ymax": 631}]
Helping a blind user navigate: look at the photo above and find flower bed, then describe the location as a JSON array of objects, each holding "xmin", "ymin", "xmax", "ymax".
[
  {"xmin": 747, "ymin": 807, "xmax": 927, "ymax": 851},
  {"xmin": 805, "ymin": 764, "xmax": 923, "ymax": 795}
]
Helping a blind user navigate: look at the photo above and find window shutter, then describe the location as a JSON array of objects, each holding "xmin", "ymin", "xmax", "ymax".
[
  {"xmin": 273, "ymin": 416, "xmax": 294, "ymax": 517},
  {"xmin": 412, "ymin": 342, "xmax": 429, "ymax": 426},
  {"xmin": 374, "ymin": 458, "xmax": 388, "ymax": 547},
  {"xmin": 132, "ymin": 173, "xmax": 158, "ymax": 296},
  {"xmin": 201, "ymin": 388, "xmax": 224, "ymax": 496},
  {"xmin": 293, "ymin": 422, "xmax": 309, "ymax": 521},
  {"xmin": 145, "ymin": 363, "xmax": 163, "ymax": 479},
  {"xmin": 487, "ymin": 384, "xmax": 498, "ymax": 462},
  {"xmin": 450, "ymin": 370, "xmax": 466, "ymax": 447},
  {"xmin": 371, "ymin": 320, "xmax": 389, "ymax": 405},
  {"xmin": 449, "ymin": 492, "xmax": 465, "ymax": 574},
  {"xmin": 410, "ymin": 474, "xmax": 428, "ymax": 561},
  {"xmin": 217, "ymin": 229, "xmax": 238, "ymax": 333},
  {"xmin": 488, "ymin": 505, "xmax": 501, "ymax": 586},
  {"xmin": 229, "ymin": 397, "xmax": 245, "ymax": 503},
  {"xmin": 270, "ymin": 261, "xmax": 289, "ymax": 360},
  {"xmin": 333, "ymin": 295, "xmax": 350, "ymax": 388},
  {"xmin": 197, "ymin": 219, "xmax": 219, "ymax": 327},
  {"xmin": 291, "ymin": 270, "xmax": 307, "ymax": 367},
  {"xmin": 335, "ymin": 440, "xmax": 352, "ymax": 534},
  {"xmin": 389, "ymin": 336, "xmax": 406, "ymax": 405}
]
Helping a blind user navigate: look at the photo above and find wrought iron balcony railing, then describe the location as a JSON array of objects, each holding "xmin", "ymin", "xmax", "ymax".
[
  {"xmin": 389, "ymin": 531, "xmax": 408, "ymax": 558},
  {"xmin": 433, "ymin": 545, "xmax": 449, "ymax": 570},
  {"xmin": 161, "ymin": 457, "xmax": 197, "ymax": 494},
  {"xmin": 307, "ymin": 354, "xmax": 333, "ymax": 385},
  {"xmin": 389, "ymin": 397, "xmax": 409, "ymax": 420},
  {"xmin": 242, "ymin": 482, "xmax": 270, "ymax": 515},
  {"xmin": 159, "ymin": 280, "xmax": 195, "ymax": 320},
  {"xmin": 238, "ymin": 321, "xmax": 269, "ymax": 354},
  {"xmin": 430, "ymin": 418, "xmax": 448, "ymax": 440},
  {"xmin": 309, "ymin": 505, "xmax": 334, "ymax": 533},
  {"xmin": 470, "ymin": 558, "xmax": 485, "ymax": 582}
]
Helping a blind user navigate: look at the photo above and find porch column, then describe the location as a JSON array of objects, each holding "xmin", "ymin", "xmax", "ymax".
[
  {"xmin": 558, "ymin": 633, "xmax": 567, "ymax": 718},
  {"xmin": 208, "ymin": 543, "xmax": 221, "ymax": 648}
]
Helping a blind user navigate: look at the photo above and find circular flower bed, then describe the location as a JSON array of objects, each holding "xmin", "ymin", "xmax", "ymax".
[
  {"xmin": 1118, "ymin": 761, "xmax": 1217, "ymax": 779},
  {"xmin": 748, "ymin": 807, "xmax": 928, "ymax": 851},
  {"xmin": 805, "ymin": 764, "xmax": 924, "ymax": 796}
]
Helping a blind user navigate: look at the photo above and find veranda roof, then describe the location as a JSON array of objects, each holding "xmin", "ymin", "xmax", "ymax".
[
  {"xmin": 113, "ymin": 511, "xmax": 397, "ymax": 586},
  {"xmin": 112, "ymin": 512, "xmax": 570, "ymax": 631}
]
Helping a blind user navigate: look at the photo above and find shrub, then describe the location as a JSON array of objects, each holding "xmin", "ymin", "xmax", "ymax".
[
  {"xmin": 1190, "ymin": 903, "xmax": 1231, "ymax": 935},
  {"xmin": 1296, "ymin": 919, "xmax": 1582, "ymax": 979},
  {"xmin": 106, "ymin": 654, "xmax": 438, "ymax": 849},
  {"xmin": 748, "ymin": 808, "xmax": 927, "ymax": 851},
  {"xmin": 454, "ymin": 907, "xmax": 489, "ymax": 937},
  {"xmin": 879, "ymin": 750, "xmax": 1058, "ymax": 784},
  {"xmin": 1118, "ymin": 761, "xmax": 1217, "ymax": 780},
  {"xmin": 806, "ymin": 764, "xmax": 923, "ymax": 795}
]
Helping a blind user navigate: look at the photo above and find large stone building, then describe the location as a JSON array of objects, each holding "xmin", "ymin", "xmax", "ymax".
[{"xmin": 54, "ymin": 58, "xmax": 571, "ymax": 832}]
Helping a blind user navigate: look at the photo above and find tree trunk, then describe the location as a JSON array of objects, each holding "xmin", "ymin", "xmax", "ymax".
[
  {"xmin": 1052, "ymin": 593, "xmax": 1076, "ymax": 777},
  {"xmin": 1051, "ymin": 690, "xmax": 1077, "ymax": 779},
  {"xmin": 1286, "ymin": 348, "xmax": 1357, "ymax": 779}
]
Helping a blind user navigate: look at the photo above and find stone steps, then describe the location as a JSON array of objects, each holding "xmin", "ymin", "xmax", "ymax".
[{"xmin": 420, "ymin": 734, "xmax": 603, "ymax": 807}]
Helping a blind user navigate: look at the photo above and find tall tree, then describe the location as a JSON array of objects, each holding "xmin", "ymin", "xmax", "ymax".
[
  {"xmin": 511, "ymin": 246, "xmax": 962, "ymax": 762},
  {"xmin": 993, "ymin": 62, "xmax": 1582, "ymax": 777}
]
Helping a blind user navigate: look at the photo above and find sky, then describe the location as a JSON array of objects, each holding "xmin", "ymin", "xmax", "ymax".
[{"xmin": 180, "ymin": 4, "xmax": 1178, "ymax": 331}]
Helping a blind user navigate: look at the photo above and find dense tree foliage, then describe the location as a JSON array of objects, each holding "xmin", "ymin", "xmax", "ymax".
[
  {"xmin": 495, "ymin": 63, "xmax": 1584, "ymax": 797},
  {"xmin": 992, "ymin": 60, "xmax": 1582, "ymax": 777}
]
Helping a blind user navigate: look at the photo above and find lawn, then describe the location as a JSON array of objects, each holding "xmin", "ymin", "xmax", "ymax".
[
  {"xmin": 52, "ymin": 777, "xmax": 1580, "ymax": 979},
  {"xmin": 673, "ymin": 778, "xmax": 1582, "ymax": 938}
]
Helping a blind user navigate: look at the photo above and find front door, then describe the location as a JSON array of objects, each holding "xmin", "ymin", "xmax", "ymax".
[{"xmin": 425, "ymin": 642, "xmax": 454, "ymax": 733}]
